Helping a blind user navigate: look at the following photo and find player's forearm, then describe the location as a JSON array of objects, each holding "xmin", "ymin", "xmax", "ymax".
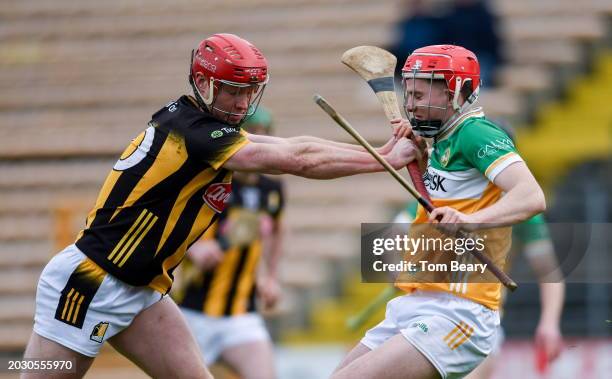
[
  {"xmin": 287, "ymin": 142, "xmax": 394, "ymax": 179},
  {"xmin": 288, "ymin": 136, "xmax": 368, "ymax": 152},
  {"xmin": 471, "ymin": 182, "xmax": 546, "ymax": 227},
  {"xmin": 248, "ymin": 133, "xmax": 362, "ymax": 151},
  {"xmin": 538, "ymin": 281, "xmax": 565, "ymax": 326},
  {"xmin": 248, "ymin": 132, "xmax": 394, "ymax": 155},
  {"xmin": 246, "ymin": 133, "xmax": 286, "ymax": 144}
]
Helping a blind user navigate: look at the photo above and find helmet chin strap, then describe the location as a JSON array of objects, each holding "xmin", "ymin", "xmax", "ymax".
[
  {"xmin": 201, "ymin": 77, "xmax": 215, "ymax": 106},
  {"xmin": 452, "ymin": 77, "xmax": 463, "ymax": 111},
  {"xmin": 188, "ymin": 49, "xmax": 218, "ymax": 112},
  {"xmin": 451, "ymin": 77, "xmax": 480, "ymax": 111},
  {"xmin": 409, "ymin": 118, "xmax": 443, "ymax": 138},
  {"xmin": 190, "ymin": 74, "xmax": 214, "ymax": 106}
]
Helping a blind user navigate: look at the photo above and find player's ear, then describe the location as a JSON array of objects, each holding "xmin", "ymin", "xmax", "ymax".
[
  {"xmin": 445, "ymin": 88, "xmax": 454, "ymax": 107},
  {"xmin": 195, "ymin": 73, "xmax": 208, "ymax": 91}
]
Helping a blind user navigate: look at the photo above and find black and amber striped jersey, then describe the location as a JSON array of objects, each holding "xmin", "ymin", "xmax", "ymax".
[
  {"xmin": 75, "ymin": 95, "xmax": 249, "ymax": 294},
  {"xmin": 177, "ymin": 175, "xmax": 284, "ymax": 316}
]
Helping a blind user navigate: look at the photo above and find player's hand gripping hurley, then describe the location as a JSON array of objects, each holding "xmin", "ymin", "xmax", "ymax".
[
  {"xmin": 341, "ymin": 46, "xmax": 431, "ymax": 202},
  {"xmin": 314, "ymin": 94, "xmax": 518, "ymax": 291}
]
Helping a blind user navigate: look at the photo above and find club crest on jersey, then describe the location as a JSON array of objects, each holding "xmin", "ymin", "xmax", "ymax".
[
  {"xmin": 90, "ymin": 321, "xmax": 109, "ymax": 343},
  {"xmin": 440, "ymin": 147, "xmax": 451, "ymax": 167},
  {"xmin": 203, "ymin": 183, "xmax": 232, "ymax": 213}
]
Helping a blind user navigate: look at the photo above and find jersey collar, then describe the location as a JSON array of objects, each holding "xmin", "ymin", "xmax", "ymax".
[{"xmin": 435, "ymin": 106, "xmax": 485, "ymax": 143}]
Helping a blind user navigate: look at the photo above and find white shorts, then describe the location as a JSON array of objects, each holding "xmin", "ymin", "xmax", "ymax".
[
  {"xmin": 180, "ymin": 307, "xmax": 271, "ymax": 364},
  {"xmin": 33, "ymin": 245, "xmax": 163, "ymax": 357},
  {"xmin": 361, "ymin": 290, "xmax": 499, "ymax": 379},
  {"xmin": 490, "ymin": 325, "xmax": 505, "ymax": 356}
]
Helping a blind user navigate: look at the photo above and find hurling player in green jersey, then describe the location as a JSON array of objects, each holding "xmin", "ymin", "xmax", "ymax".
[{"xmin": 333, "ymin": 45, "xmax": 546, "ymax": 379}]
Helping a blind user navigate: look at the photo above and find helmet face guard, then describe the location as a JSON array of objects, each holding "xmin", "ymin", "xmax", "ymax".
[
  {"xmin": 192, "ymin": 73, "xmax": 268, "ymax": 125},
  {"xmin": 402, "ymin": 72, "xmax": 452, "ymax": 138},
  {"xmin": 401, "ymin": 45, "xmax": 481, "ymax": 138},
  {"xmin": 189, "ymin": 34, "xmax": 269, "ymax": 125},
  {"xmin": 211, "ymin": 80, "xmax": 267, "ymax": 124}
]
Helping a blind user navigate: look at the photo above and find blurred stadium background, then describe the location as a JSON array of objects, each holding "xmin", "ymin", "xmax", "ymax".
[{"xmin": 0, "ymin": 0, "xmax": 610, "ymax": 378}]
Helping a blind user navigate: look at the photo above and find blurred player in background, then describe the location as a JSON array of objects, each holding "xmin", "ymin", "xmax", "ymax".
[
  {"xmin": 23, "ymin": 33, "xmax": 418, "ymax": 378},
  {"xmin": 174, "ymin": 107, "xmax": 284, "ymax": 379},
  {"xmin": 332, "ymin": 45, "xmax": 546, "ymax": 379}
]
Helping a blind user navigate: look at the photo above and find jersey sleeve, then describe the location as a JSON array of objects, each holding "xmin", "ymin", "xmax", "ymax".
[
  {"xmin": 186, "ymin": 125, "xmax": 250, "ymax": 170},
  {"xmin": 460, "ymin": 120, "xmax": 523, "ymax": 182},
  {"xmin": 513, "ymin": 213, "xmax": 551, "ymax": 244}
]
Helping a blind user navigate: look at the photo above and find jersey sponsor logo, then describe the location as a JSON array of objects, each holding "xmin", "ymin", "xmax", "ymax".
[
  {"xmin": 210, "ymin": 127, "xmax": 240, "ymax": 139},
  {"xmin": 90, "ymin": 321, "xmax": 109, "ymax": 343},
  {"xmin": 477, "ymin": 137, "xmax": 514, "ymax": 159},
  {"xmin": 203, "ymin": 183, "xmax": 232, "ymax": 213},
  {"xmin": 222, "ymin": 127, "xmax": 240, "ymax": 134},
  {"xmin": 423, "ymin": 170, "xmax": 447, "ymax": 192}
]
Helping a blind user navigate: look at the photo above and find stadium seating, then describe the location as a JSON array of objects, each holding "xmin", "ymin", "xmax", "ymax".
[
  {"xmin": 517, "ymin": 51, "xmax": 612, "ymax": 188},
  {"xmin": 0, "ymin": 0, "xmax": 609, "ymax": 357}
]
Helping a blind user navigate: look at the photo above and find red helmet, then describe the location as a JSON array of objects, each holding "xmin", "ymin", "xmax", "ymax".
[
  {"xmin": 402, "ymin": 45, "xmax": 480, "ymax": 108},
  {"xmin": 189, "ymin": 34, "xmax": 268, "ymax": 123},
  {"xmin": 401, "ymin": 45, "xmax": 481, "ymax": 137}
]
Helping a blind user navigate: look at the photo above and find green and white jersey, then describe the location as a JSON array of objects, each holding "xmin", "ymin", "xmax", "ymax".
[
  {"xmin": 398, "ymin": 107, "xmax": 524, "ymax": 310},
  {"xmin": 420, "ymin": 107, "xmax": 523, "ymax": 209}
]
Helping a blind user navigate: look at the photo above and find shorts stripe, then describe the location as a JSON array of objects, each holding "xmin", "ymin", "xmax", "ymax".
[
  {"xmin": 450, "ymin": 323, "xmax": 474, "ymax": 350},
  {"xmin": 54, "ymin": 258, "xmax": 106, "ymax": 329},
  {"xmin": 72, "ymin": 294, "xmax": 86, "ymax": 324},
  {"xmin": 60, "ymin": 288, "xmax": 75, "ymax": 320},
  {"xmin": 443, "ymin": 321, "xmax": 475, "ymax": 350}
]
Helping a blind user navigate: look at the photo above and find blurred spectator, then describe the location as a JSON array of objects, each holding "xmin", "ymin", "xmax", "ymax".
[
  {"xmin": 389, "ymin": 0, "xmax": 445, "ymax": 77},
  {"xmin": 440, "ymin": 0, "xmax": 503, "ymax": 86},
  {"xmin": 390, "ymin": 0, "xmax": 503, "ymax": 87}
]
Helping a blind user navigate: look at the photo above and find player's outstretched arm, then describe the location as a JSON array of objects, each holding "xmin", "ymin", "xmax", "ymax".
[
  {"xmin": 222, "ymin": 138, "xmax": 415, "ymax": 179},
  {"xmin": 245, "ymin": 132, "xmax": 398, "ymax": 155}
]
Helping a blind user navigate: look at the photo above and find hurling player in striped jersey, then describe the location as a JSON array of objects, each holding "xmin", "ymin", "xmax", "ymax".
[{"xmin": 23, "ymin": 34, "xmax": 417, "ymax": 379}]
